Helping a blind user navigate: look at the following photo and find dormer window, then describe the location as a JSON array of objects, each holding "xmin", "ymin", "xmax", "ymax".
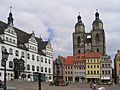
[
  {"xmin": 13, "ymin": 40, "xmax": 15, "ymax": 44},
  {"xmin": 10, "ymin": 38, "xmax": 12, "ymax": 43},
  {"xmin": 6, "ymin": 37, "xmax": 8, "ymax": 41}
]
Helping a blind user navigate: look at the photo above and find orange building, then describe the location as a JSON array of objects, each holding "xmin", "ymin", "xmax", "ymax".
[{"xmin": 64, "ymin": 56, "xmax": 74, "ymax": 83}]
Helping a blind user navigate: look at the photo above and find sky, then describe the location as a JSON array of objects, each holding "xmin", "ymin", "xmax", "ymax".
[{"xmin": 0, "ymin": 0, "xmax": 120, "ymax": 60}]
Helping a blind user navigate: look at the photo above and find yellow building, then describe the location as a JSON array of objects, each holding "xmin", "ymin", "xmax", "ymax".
[{"xmin": 86, "ymin": 52, "xmax": 102, "ymax": 82}]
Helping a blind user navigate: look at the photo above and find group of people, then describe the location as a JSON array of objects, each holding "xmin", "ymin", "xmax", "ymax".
[{"xmin": 90, "ymin": 81, "xmax": 96, "ymax": 90}]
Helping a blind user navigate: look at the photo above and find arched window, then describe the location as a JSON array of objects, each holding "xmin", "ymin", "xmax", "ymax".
[
  {"xmin": 9, "ymin": 48, "xmax": 13, "ymax": 55},
  {"xmin": 32, "ymin": 55, "xmax": 35, "ymax": 60},
  {"xmin": 27, "ymin": 53, "xmax": 30, "ymax": 59},
  {"xmin": 15, "ymin": 50, "xmax": 19, "ymax": 56},
  {"xmin": 45, "ymin": 67, "xmax": 47, "ymax": 73},
  {"xmin": 27, "ymin": 64, "xmax": 30, "ymax": 70},
  {"xmin": 9, "ymin": 61, "xmax": 13, "ymax": 68},
  {"xmin": 37, "ymin": 66, "xmax": 39, "ymax": 71},
  {"xmin": 77, "ymin": 36, "xmax": 81, "ymax": 44},
  {"xmin": 32, "ymin": 65, "xmax": 35, "ymax": 71},
  {"xmin": 96, "ymin": 34, "xmax": 100, "ymax": 43},
  {"xmin": 49, "ymin": 68, "xmax": 51, "ymax": 73}
]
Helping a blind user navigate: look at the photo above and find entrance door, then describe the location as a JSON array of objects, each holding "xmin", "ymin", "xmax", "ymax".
[
  {"xmin": 75, "ymin": 77, "xmax": 79, "ymax": 82},
  {"xmin": 14, "ymin": 71, "xmax": 19, "ymax": 79}
]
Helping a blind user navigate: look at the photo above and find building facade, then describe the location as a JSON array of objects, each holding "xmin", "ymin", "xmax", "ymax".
[
  {"xmin": 85, "ymin": 52, "xmax": 101, "ymax": 82},
  {"xmin": 73, "ymin": 54, "xmax": 86, "ymax": 83},
  {"xmin": 73, "ymin": 11, "xmax": 106, "ymax": 55},
  {"xmin": 101, "ymin": 55, "xmax": 112, "ymax": 83},
  {"xmin": 0, "ymin": 9, "xmax": 53, "ymax": 82},
  {"xmin": 64, "ymin": 56, "xmax": 74, "ymax": 83},
  {"xmin": 114, "ymin": 50, "xmax": 120, "ymax": 84}
]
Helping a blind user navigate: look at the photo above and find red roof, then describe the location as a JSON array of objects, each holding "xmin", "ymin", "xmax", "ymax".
[
  {"xmin": 64, "ymin": 56, "xmax": 74, "ymax": 65},
  {"xmin": 86, "ymin": 52, "xmax": 102, "ymax": 58}
]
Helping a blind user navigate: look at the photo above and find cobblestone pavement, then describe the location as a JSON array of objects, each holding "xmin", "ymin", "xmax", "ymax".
[{"xmin": 6, "ymin": 80, "xmax": 120, "ymax": 90}]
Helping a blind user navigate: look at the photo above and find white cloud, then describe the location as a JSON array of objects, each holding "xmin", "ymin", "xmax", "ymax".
[{"xmin": 0, "ymin": 0, "xmax": 120, "ymax": 60}]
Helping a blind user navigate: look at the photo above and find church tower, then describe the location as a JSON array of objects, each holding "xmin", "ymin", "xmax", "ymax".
[
  {"xmin": 73, "ymin": 14, "xmax": 85, "ymax": 55},
  {"xmin": 91, "ymin": 11, "xmax": 106, "ymax": 55}
]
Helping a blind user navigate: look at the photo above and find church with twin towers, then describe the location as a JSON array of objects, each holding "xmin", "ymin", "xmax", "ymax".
[{"xmin": 73, "ymin": 11, "xmax": 106, "ymax": 55}]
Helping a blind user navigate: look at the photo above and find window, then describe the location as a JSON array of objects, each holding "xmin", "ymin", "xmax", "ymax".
[
  {"xmin": 88, "ymin": 71, "xmax": 89, "ymax": 74},
  {"xmin": 102, "ymin": 70, "xmax": 104, "ymax": 74},
  {"xmin": 13, "ymin": 40, "xmax": 15, "ymax": 44},
  {"xmin": 94, "ymin": 65, "xmax": 96, "ymax": 68},
  {"xmin": 68, "ymin": 66, "xmax": 70, "ymax": 69},
  {"xmin": 37, "ymin": 56, "xmax": 39, "ymax": 61},
  {"xmin": 108, "ymin": 70, "xmax": 111, "ymax": 74},
  {"xmin": 28, "ymin": 74, "xmax": 30, "ymax": 78},
  {"xmin": 0, "ymin": 73, "xmax": 1, "ymax": 76},
  {"xmin": 66, "ymin": 72, "xmax": 67, "ymax": 74},
  {"xmin": 32, "ymin": 55, "xmax": 35, "ymax": 60},
  {"xmin": 41, "ymin": 67, "xmax": 43, "ymax": 72},
  {"xmin": 49, "ymin": 59, "xmax": 51, "ymax": 64},
  {"xmin": 32, "ymin": 65, "xmax": 35, "ymax": 71},
  {"xmin": 49, "ymin": 68, "xmax": 51, "ymax": 73},
  {"xmin": 1, "ymin": 60, "xmax": 5, "ymax": 67},
  {"xmin": 97, "ymin": 71, "xmax": 99, "ymax": 74},
  {"xmin": 78, "ymin": 50, "xmax": 80, "ymax": 54},
  {"xmin": 11, "ymin": 74, "xmax": 13, "ymax": 77},
  {"xmin": 88, "ymin": 65, "xmax": 89, "ymax": 68},
  {"xmin": 97, "ymin": 65, "xmax": 99, "ymax": 68},
  {"xmin": 10, "ymin": 38, "xmax": 12, "ymax": 43},
  {"xmin": 97, "ymin": 48, "xmax": 99, "ymax": 52},
  {"xmin": 9, "ymin": 48, "xmax": 13, "ymax": 55},
  {"xmin": 21, "ymin": 52, "xmax": 24, "ymax": 58},
  {"xmin": 9, "ymin": 61, "xmax": 13, "ymax": 68},
  {"xmin": 91, "ymin": 71, "xmax": 93, "ymax": 74},
  {"xmin": 41, "ymin": 57, "xmax": 43, "ymax": 62},
  {"xmin": 6, "ymin": 37, "xmax": 8, "ymax": 41},
  {"xmin": 15, "ymin": 50, "xmax": 19, "ymax": 56},
  {"xmin": 49, "ymin": 76, "xmax": 51, "ymax": 80},
  {"xmin": 27, "ymin": 53, "xmax": 30, "ymax": 59},
  {"xmin": 94, "ymin": 71, "xmax": 96, "ymax": 74},
  {"xmin": 27, "ymin": 64, "xmax": 30, "ymax": 70},
  {"xmin": 45, "ymin": 67, "xmax": 47, "ymax": 72},
  {"xmin": 45, "ymin": 58, "xmax": 47, "ymax": 63},
  {"xmin": 71, "ymin": 72, "xmax": 73, "ymax": 74},
  {"xmin": 91, "ymin": 65, "xmax": 92, "ymax": 68},
  {"xmin": 77, "ymin": 36, "xmax": 81, "ymax": 44},
  {"xmin": 96, "ymin": 33, "xmax": 100, "ymax": 43},
  {"xmin": 37, "ymin": 66, "xmax": 39, "ymax": 71}
]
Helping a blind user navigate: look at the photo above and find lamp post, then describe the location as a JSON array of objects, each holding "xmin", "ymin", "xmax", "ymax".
[
  {"xmin": 2, "ymin": 47, "xmax": 9, "ymax": 90},
  {"xmin": 38, "ymin": 73, "xmax": 41, "ymax": 90}
]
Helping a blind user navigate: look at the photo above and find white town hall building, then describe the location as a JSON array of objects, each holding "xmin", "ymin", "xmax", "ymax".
[{"xmin": 0, "ymin": 8, "xmax": 53, "ymax": 82}]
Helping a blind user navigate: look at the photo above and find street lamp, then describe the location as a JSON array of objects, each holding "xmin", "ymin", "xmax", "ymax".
[
  {"xmin": 38, "ymin": 73, "xmax": 41, "ymax": 90},
  {"xmin": 2, "ymin": 47, "xmax": 9, "ymax": 90}
]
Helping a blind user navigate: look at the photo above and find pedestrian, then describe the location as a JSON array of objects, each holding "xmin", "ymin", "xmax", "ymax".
[
  {"xmin": 90, "ymin": 82, "xmax": 94, "ymax": 90},
  {"xmin": 93, "ymin": 83, "xmax": 96, "ymax": 90}
]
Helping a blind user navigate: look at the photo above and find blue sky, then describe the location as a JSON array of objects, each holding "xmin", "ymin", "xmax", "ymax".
[{"xmin": 0, "ymin": 0, "xmax": 120, "ymax": 60}]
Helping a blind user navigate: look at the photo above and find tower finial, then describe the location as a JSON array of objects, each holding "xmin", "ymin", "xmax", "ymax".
[
  {"xmin": 8, "ymin": 6, "xmax": 14, "ymax": 26},
  {"xmin": 10, "ymin": 6, "xmax": 12, "ymax": 12},
  {"xmin": 77, "ymin": 12, "xmax": 81, "ymax": 22},
  {"xmin": 96, "ymin": 9, "xmax": 98, "ymax": 12},
  {"xmin": 95, "ymin": 9, "xmax": 99, "ymax": 19}
]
